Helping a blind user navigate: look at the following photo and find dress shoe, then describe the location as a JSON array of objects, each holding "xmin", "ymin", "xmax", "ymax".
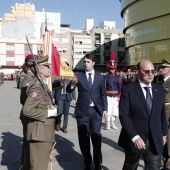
[
  {"xmin": 111, "ymin": 122, "xmax": 118, "ymax": 130},
  {"xmin": 55, "ymin": 124, "xmax": 61, "ymax": 131},
  {"xmin": 63, "ymin": 128, "xmax": 68, "ymax": 133},
  {"xmin": 105, "ymin": 122, "xmax": 110, "ymax": 130},
  {"xmin": 95, "ymin": 166, "xmax": 101, "ymax": 170},
  {"xmin": 84, "ymin": 164, "xmax": 91, "ymax": 170}
]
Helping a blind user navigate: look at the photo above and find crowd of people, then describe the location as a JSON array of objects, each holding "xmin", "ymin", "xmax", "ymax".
[{"xmin": 17, "ymin": 51, "xmax": 170, "ymax": 170}]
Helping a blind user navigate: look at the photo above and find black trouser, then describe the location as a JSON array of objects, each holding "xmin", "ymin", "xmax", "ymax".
[
  {"xmin": 76, "ymin": 106, "xmax": 102, "ymax": 168},
  {"xmin": 122, "ymin": 141, "xmax": 161, "ymax": 170}
]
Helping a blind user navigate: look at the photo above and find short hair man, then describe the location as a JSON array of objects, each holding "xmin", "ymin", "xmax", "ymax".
[
  {"xmin": 118, "ymin": 60, "xmax": 167, "ymax": 170},
  {"xmin": 73, "ymin": 53, "xmax": 107, "ymax": 170}
]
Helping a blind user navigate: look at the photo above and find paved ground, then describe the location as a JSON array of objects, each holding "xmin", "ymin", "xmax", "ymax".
[{"xmin": 0, "ymin": 81, "xmax": 144, "ymax": 170}]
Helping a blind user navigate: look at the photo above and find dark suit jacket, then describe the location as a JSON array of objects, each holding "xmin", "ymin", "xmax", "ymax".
[
  {"xmin": 118, "ymin": 81, "xmax": 167, "ymax": 154},
  {"xmin": 74, "ymin": 71, "xmax": 107, "ymax": 117},
  {"xmin": 53, "ymin": 80, "xmax": 76, "ymax": 102}
]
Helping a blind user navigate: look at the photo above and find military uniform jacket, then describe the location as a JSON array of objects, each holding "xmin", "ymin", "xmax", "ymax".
[
  {"xmin": 23, "ymin": 77, "xmax": 55, "ymax": 143},
  {"xmin": 20, "ymin": 71, "xmax": 35, "ymax": 105},
  {"xmin": 104, "ymin": 74, "xmax": 122, "ymax": 97},
  {"xmin": 20, "ymin": 71, "xmax": 35, "ymax": 124},
  {"xmin": 162, "ymin": 77, "xmax": 170, "ymax": 155}
]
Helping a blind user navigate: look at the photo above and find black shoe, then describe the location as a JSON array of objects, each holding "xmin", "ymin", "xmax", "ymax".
[
  {"xmin": 84, "ymin": 164, "xmax": 91, "ymax": 170},
  {"xmin": 95, "ymin": 165, "xmax": 101, "ymax": 170}
]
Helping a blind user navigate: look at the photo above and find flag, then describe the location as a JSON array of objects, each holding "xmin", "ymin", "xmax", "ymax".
[{"xmin": 42, "ymin": 30, "xmax": 76, "ymax": 85}]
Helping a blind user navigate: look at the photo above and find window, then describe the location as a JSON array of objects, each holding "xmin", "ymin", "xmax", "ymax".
[
  {"xmin": 62, "ymin": 48, "xmax": 68, "ymax": 53},
  {"xmin": 57, "ymin": 48, "xmax": 62, "ymax": 53},
  {"xmin": 25, "ymin": 45, "xmax": 32, "ymax": 52},
  {"xmin": 6, "ymin": 45, "xmax": 14, "ymax": 51},
  {"xmin": 6, "ymin": 56, "xmax": 14, "ymax": 62},
  {"xmin": 74, "ymin": 51, "xmax": 82, "ymax": 55}
]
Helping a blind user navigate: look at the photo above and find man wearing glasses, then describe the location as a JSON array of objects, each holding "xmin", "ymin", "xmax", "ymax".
[
  {"xmin": 118, "ymin": 60, "xmax": 167, "ymax": 170},
  {"xmin": 160, "ymin": 59, "xmax": 170, "ymax": 170}
]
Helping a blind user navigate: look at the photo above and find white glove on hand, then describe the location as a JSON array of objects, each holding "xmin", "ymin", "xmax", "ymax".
[{"xmin": 47, "ymin": 108, "xmax": 57, "ymax": 117}]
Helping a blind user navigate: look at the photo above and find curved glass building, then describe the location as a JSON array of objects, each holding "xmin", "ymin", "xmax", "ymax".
[{"xmin": 120, "ymin": 0, "xmax": 170, "ymax": 65}]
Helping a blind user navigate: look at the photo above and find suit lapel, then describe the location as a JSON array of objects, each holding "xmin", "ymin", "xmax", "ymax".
[
  {"xmin": 91, "ymin": 71, "xmax": 98, "ymax": 91},
  {"xmin": 134, "ymin": 82, "xmax": 149, "ymax": 115},
  {"xmin": 151, "ymin": 83, "xmax": 158, "ymax": 116},
  {"xmin": 81, "ymin": 72, "xmax": 91, "ymax": 91}
]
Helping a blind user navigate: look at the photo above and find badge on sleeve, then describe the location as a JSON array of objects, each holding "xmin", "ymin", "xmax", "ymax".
[{"xmin": 32, "ymin": 92, "xmax": 38, "ymax": 100}]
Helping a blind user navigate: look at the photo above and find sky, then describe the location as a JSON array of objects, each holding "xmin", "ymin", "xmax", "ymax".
[{"xmin": 0, "ymin": 0, "xmax": 123, "ymax": 29}]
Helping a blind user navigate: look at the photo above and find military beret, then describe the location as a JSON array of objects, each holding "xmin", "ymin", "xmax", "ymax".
[
  {"xmin": 25, "ymin": 54, "xmax": 38, "ymax": 66},
  {"xmin": 161, "ymin": 59, "xmax": 170, "ymax": 67},
  {"xmin": 37, "ymin": 55, "xmax": 51, "ymax": 66},
  {"xmin": 21, "ymin": 63, "xmax": 26, "ymax": 69}
]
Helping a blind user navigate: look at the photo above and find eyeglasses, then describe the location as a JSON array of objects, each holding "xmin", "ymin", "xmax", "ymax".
[
  {"xmin": 41, "ymin": 65, "xmax": 51, "ymax": 69},
  {"xmin": 160, "ymin": 66, "xmax": 170, "ymax": 69},
  {"xmin": 142, "ymin": 70, "xmax": 156, "ymax": 75}
]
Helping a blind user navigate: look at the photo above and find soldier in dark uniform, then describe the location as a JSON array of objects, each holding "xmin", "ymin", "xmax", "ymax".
[
  {"xmin": 22, "ymin": 56, "xmax": 57, "ymax": 170},
  {"xmin": 20, "ymin": 54, "xmax": 37, "ymax": 169},
  {"xmin": 104, "ymin": 52, "xmax": 122, "ymax": 130},
  {"xmin": 159, "ymin": 59, "xmax": 170, "ymax": 170}
]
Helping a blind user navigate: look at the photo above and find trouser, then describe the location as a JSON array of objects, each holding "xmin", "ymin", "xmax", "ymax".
[
  {"xmin": 106, "ymin": 96, "xmax": 119, "ymax": 126},
  {"xmin": 162, "ymin": 142, "xmax": 170, "ymax": 169},
  {"xmin": 29, "ymin": 141, "xmax": 53, "ymax": 170},
  {"xmin": 56, "ymin": 94, "xmax": 70, "ymax": 128},
  {"xmin": 22, "ymin": 139, "xmax": 30, "ymax": 170},
  {"xmin": 76, "ymin": 106, "xmax": 102, "ymax": 167},
  {"xmin": 123, "ymin": 141, "xmax": 161, "ymax": 170},
  {"xmin": 22, "ymin": 121, "xmax": 30, "ymax": 170}
]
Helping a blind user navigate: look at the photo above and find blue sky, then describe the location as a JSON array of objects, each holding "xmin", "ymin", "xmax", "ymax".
[{"xmin": 0, "ymin": 0, "xmax": 123, "ymax": 29}]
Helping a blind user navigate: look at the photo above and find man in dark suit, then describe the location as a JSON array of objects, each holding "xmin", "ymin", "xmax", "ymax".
[
  {"xmin": 118, "ymin": 60, "xmax": 167, "ymax": 170},
  {"xmin": 72, "ymin": 53, "xmax": 107, "ymax": 170},
  {"xmin": 53, "ymin": 79, "xmax": 76, "ymax": 133}
]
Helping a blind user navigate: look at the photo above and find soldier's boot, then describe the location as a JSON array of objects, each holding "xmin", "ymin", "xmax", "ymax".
[
  {"xmin": 110, "ymin": 116, "xmax": 118, "ymax": 130},
  {"xmin": 105, "ymin": 116, "xmax": 110, "ymax": 130}
]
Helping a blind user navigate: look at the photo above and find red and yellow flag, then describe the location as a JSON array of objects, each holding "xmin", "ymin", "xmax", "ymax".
[{"xmin": 42, "ymin": 30, "xmax": 75, "ymax": 81}]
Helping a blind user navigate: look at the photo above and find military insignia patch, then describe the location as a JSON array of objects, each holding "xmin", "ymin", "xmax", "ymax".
[{"xmin": 32, "ymin": 92, "xmax": 38, "ymax": 100}]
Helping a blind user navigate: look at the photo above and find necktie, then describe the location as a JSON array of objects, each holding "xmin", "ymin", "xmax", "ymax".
[
  {"xmin": 62, "ymin": 83, "xmax": 67, "ymax": 94},
  {"xmin": 144, "ymin": 87, "xmax": 152, "ymax": 113},
  {"xmin": 88, "ymin": 73, "xmax": 92, "ymax": 89},
  {"xmin": 88, "ymin": 73, "xmax": 93, "ymax": 104}
]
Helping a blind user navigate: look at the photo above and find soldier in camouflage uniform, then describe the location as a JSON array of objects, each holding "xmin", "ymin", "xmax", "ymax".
[{"xmin": 159, "ymin": 59, "xmax": 170, "ymax": 170}]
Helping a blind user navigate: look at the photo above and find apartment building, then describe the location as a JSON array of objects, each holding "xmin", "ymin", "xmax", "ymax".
[{"xmin": 0, "ymin": 2, "xmax": 125, "ymax": 74}]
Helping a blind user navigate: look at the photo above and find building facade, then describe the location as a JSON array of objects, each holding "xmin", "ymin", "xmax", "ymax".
[
  {"xmin": 120, "ymin": 0, "xmax": 170, "ymax": 65},
  {"xmin": 91, "ymin": 27, "xmax": 125, "ymax": 71}
]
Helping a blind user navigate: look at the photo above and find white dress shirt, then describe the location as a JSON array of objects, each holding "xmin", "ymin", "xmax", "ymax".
[
  {"xmin": 86, "ymin": 70, "xmax": 95, "ymax": 107},
  {"xmin": 132, "ymin": 78, "xmax": 152, "ymax": 142}
]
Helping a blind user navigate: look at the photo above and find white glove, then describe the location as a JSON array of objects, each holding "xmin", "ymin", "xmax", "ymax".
[{"xmin": 47, "ymin": 108, "xmax": 57, "ymax": 117}]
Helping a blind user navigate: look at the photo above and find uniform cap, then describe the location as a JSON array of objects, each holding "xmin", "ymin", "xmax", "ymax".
[
  {"xmin": 37, "ymin": 55, "xmax": 51, "ymax": 66},
  {"xmin": 107, "ymin": 52, "xmax": 117, "ymax": 69},
  {"xmin": 161, "ymin": 59, "xmax": 170, "ymax": 67}
]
